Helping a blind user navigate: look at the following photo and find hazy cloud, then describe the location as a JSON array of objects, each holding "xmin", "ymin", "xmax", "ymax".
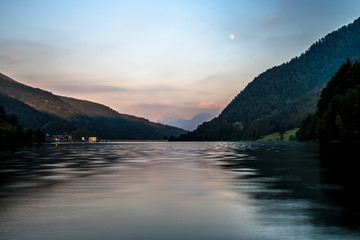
[
  {"xmin": 132, "ymin": 102, "xmax": 171, "ymax": 110},
  {"xmin": 261, "ymin": 15, "xmax": 282, "ymax": 25},
  {"xmin": 10, "ymin": 58, "xmax": 20, "ymax": 63},
  {"xmin": 197, "ymin": 101, "xmax": 226, "ymax": 110},
  {"xmin": 56, "ymin": 84, "xmax": 130, "ymax": 93},
  {"xmin": 0, "ymin": 55, "xmax": 21, "ymax": 65}
]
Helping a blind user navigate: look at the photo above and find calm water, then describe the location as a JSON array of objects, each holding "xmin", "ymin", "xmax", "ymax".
[{"xmin": 0, "ymin": 142, "xmax": 359, "ymax": 240}]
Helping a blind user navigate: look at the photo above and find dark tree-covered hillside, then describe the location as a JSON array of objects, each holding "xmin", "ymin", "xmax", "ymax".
[
  {"xmin": 180, "ymin": 17, "xmax": 360, "ymax": 141},
  {"xmin": 0, "ymin": 92, "xmax": 74, "ymax": 135},
  {"xmin": 297, "ymin": 59, "xmax": 360, "ymax": 142},
  {"xmin": 0, "ymin": 106, "xmax": 46, "ymax": 144},
  {"xmin": 0, "ymin": 74, "xmax": 186, "ymax": 140}
]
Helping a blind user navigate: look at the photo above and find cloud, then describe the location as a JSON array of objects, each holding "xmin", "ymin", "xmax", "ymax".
[
  {"xmin": 195, "ymin": 74, "xmax": 221, "ymax": 84},
  {"xmin": 50, "ymin": 82, "xmax": 182, "ymax": 96},
  {"xmin": 197, "ymin": 101, "xmax": 226, "ymax": 110},
  {"xmin": 134, "ymin": 101, "xmax": 225, "ymax": 112},
  {"xmin": 261, "ymin": 15, "xmax": 282, "ymax": 25},
  {"xmin": 56, "ymin": 83, "xmax": 130, "ymax": 93},
  {"xmin": 0, "ymin": 55, "xmax": 21, "ymax": 64},
  {"xmin": 12, "ymin": 73, "xmax": 183, "ymax": 95},
  {"xmin": 132, "ymin": 102, "xmax": 171, "ymax": 110},
  {"xmin": 11, "ymin": 74, "xmax": 129, "ymax": 94},
  {"xmin": 10, "ymin": 58, "xmax": 20, "ymax": 63}
]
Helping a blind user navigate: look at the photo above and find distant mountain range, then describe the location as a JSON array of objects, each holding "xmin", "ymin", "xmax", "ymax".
[
  {"xmin": 180, "ymin": 17, "xmax": 360, "ymax": 140},
  {"xmin": 160, "ymin": 113, "xmax": 216, "ymax": 131},
  {"xmin": 0, "ymin": 73, "xmax": 186, "ymax": 140}
]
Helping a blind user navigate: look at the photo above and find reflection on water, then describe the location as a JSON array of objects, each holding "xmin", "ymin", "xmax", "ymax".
[{"xmin": 0, "ymin": 142, "xmax": 359, "ymax": 240}]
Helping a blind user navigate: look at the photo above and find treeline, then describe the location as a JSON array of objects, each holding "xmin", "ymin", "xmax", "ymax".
[
  {"xmin": 0, "ymin": 106, "xmax": 46, "ymax": 144},
  {"xmin": 0, "ymin": 92, "xmax": 74, "ymax": 135},
  {"xmin": 297, "ymin": 59, "xmax": 360, "ymax": 142},
  {"xmin": 179, "ymin": 17, "xmax": 360, "ymax": 141}
]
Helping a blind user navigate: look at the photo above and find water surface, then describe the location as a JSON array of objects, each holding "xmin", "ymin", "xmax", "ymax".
[{"xmin": 0, "ymin": 142, "xmax": 359, "ymax": 239}]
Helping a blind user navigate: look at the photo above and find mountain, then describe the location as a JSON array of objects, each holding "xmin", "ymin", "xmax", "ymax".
[
  {"xmin": 160, "ymin": 113, "xmax": 216, "ymax": 131},
  {"xmin": 297, "ymin": 59, "xmax": 360, "ymax": 142},
  {"xmin": 0, "ymin": 73, "xmax": 186, "ymax": 140},
  {"xmin": 0, "ymin": 91, "xmax": 73, "ymax": 136},
  {"xmin": 179, "ymin": 17, "xmax": 360, "ymax": 141},
  {"xmin": 0, "ymin": 106, "xmax": 46, "ymax": 144}
]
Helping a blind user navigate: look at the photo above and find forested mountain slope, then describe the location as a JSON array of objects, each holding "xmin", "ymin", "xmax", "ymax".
[
  {"xmin": 0, "ymin": 106, "xmax": 46, "ymax": 144},
  {"xmin": 0, "ymin": 74, "xmax": 185, "ymax": 140},
  {"xmin": 297, "ymin": 59, "xmax": 360, "ymax": 142},
  {"xmin": 180, "ymin": 17, "xmax": 360, "ymax": 140}
]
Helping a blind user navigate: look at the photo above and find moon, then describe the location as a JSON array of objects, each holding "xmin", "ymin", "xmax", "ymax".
[{"xmin": 229, "ymin": 34, "xmax": 235, "ymax": 40}]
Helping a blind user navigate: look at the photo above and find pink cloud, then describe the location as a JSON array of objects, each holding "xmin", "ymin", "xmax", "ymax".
[
  {"xmin": 10, "ymin": 58, "xmax": 20, "ymax": 63},
  {"xmin": 197, "ymin": 101, "xmax": 226, "ymax": 110},
  {"xmin": 133, "ymin": 102, "xmax": 171, "ymax": 109},
  {"xmin": 132, "ymin": 101, "xmax": 225, "ymax": 112}
]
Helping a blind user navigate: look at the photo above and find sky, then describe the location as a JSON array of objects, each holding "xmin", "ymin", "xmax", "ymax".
[{"xmin": 1, "ymin": 0, "xmax": 360, "ymax": 123}]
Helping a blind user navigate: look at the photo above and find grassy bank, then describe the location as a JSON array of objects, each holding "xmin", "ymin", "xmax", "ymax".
[{"xmin": 257, "ymin": 129, "xmax": 298, "ymax": 141}]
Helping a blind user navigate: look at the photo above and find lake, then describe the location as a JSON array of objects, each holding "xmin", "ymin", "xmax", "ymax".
[{"xmin": 0, "ymin": 142, "xmax": 359, "ymax": 240}]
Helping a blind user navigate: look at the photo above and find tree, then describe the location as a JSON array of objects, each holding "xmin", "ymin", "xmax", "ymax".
[{"xmin": 298, "ymin": 59, "xmax": 360, "ymax": 142}]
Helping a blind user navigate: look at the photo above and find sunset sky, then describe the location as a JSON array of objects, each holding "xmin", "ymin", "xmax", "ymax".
[{"xmin": 1, "ymin": 0, "xmax": 360, "ymax": 123}]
